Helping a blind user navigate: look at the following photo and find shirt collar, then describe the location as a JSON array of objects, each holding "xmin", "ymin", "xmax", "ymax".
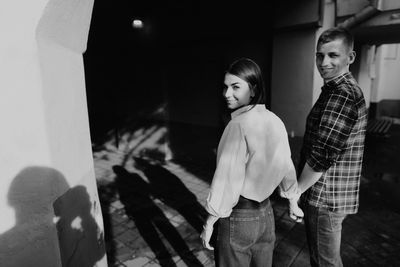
[{"xmin": 322, "ymin": 72, "xmax": 352, "ymax": 91}]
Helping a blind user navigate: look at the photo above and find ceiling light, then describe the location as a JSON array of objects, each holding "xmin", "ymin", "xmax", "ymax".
[{"xmin": 132, "ymin": 19, "xmax": 144, "ymax": 29}]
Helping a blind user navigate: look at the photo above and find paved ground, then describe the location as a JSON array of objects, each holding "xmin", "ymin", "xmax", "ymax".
[{"xmin": 93, "ymin": 119, "xmax": 400, "ymax": 267}]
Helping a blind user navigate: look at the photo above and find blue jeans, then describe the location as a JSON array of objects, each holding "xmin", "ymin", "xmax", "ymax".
[
  {"xmin": 304, "ymin": 204, "xmax": 347, "ymax": 267},
  {"xmin": 216, "ymin": 198, "xmax": 275, "ymax": 267}
]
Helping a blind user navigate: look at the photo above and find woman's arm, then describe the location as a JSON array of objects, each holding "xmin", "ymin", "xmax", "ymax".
[
  {"xmin": 279, "ymin": 161, "xmax": 304, "ymax": 222},
  {"xmin": 200, "ymin": 214, "xmax": 219, "ymax": 250},
  {"xmin": 202, "ymin": 121, "xmax": 247, "ymax": 249},
  {"xmin": 205, "ymin": 122, "xmax": 247, "ymax": 218}
]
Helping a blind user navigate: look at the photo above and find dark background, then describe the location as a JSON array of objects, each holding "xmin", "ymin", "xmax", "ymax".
[{"xmin": 84, "ymin": 1, "xmax": 274, "ymax": 155}]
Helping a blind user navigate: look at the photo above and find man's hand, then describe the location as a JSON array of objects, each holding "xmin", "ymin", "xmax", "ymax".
[{"xmin": 200, "ymin": 223, "xmax": 214, "ymax": 250}]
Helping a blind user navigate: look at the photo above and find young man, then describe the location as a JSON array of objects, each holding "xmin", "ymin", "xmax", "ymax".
[{"xmin": 298, "ymin": 27, "xmax": 368, "ymax": 266}]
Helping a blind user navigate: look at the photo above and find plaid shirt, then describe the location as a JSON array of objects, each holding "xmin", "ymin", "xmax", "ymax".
[{"xmin": 300, "ymin": 72, "xmax": 367, "ymax": 214}]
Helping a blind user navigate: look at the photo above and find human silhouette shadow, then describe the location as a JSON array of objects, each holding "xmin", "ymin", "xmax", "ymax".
[
  {"xmin": 112, "ymin": 165, "xmax": 202, "ymax": 267},
  {"xmin": 53, "ymin": 185, "xmax": 106, "ymax": 267},
  {"xmin": 133, "ymin": 157, "xmax": 208, "ymax": 234},
  {"xmin": 0, "ymin": 166, "xmax": 106, "ymax": 267}
]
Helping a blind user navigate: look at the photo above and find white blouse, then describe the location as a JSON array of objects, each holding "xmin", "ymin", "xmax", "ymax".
[{"xmin": 206, "ymin": 104, "xmax": 299, "ymax": 218}]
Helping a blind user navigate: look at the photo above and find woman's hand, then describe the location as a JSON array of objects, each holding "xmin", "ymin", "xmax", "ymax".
[
  {"xmin": 289, "ymin": 191, "xmax": 304, "ymax": 223},
  {"xmin": 200, "ymin": 223, "xmax": 214, "ymax": 250},
  {"xmin": 200, "ymin": 214, "xmax": 218, "ymax": 250},
  {"xmin": 289, "ymin": 201, "xmax": 304, "ymax": 223}
]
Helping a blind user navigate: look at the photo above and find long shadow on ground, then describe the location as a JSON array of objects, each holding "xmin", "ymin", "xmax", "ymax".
[
  {"xmin": 133, "ymin": 157, "xmax": 208, "ymax": 233},
  {"xmin": 112, "ymin": 165, "xmax": 203, "ymax": 267}
]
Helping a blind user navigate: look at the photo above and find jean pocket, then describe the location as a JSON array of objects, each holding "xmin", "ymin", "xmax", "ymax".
[
  {"xmin": 258, "ymin": 210, "xmax": 275, "ymax": 244},
  {"xmin": 328, "ymin": 211, "xmax": 346, "ymax": 231},
  {"xmin": 230, "ymin": 216, "xmax": 259, "ymax": 251}
]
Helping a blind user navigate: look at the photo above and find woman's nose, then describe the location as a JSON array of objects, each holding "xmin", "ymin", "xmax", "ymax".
[{"xmin": 224, "ymin": 87, "xmax": 232, "ymax": 98}]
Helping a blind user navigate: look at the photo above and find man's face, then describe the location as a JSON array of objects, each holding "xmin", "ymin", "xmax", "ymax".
[{"xmin": 316, "ymin": 39, "xmax": 355, "ymax": 82}]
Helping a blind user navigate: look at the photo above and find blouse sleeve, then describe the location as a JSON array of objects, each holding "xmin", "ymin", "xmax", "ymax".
[
  {"xmin": 206, "ymin": 121, "xmax": 247, "ymax": 218},
  {"xmin": 278, "ymin": 159, "xmax": 300, "ymax": 200},
  {"xmin": 277, "ymin": 131, "xmax": 300, "ymax": 200}
]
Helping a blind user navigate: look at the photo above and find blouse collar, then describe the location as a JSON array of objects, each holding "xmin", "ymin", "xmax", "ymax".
[{"xmin": 231, "ymin": 104, "xmax": 261, "ymax": 119}]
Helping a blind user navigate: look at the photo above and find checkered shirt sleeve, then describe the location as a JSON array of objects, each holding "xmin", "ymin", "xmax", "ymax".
[{"xmin": 306, "ymin": 88, "xmax": 357, "ymax": 172}]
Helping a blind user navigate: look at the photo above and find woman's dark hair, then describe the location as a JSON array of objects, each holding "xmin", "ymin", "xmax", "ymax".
[{"xmin": 226, "ymin": 58, "xmax": 265, "ymax": 105}]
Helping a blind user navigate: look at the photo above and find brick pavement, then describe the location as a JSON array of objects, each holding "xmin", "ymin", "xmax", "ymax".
[{"xmin": 93, "ymin": 121, "xmax": 400, "ymax": 267}]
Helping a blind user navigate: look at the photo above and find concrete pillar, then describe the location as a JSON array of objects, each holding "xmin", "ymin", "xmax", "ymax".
[
  {"xmin": 0, "ymin": 0, "xmax": 107, "ymax": 266},
  {"xmin": 271, "ymin": 0, "xmax": 336, "ymax": 137},
  {"xmin": 312, "ymin": 0, "xmax": 336, "ymax": 104},
  {"xmin": 271, "ymin": 28, "xmax": 316, "ymax": 136}
]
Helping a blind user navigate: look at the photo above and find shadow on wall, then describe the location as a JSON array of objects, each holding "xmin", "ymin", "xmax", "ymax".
[
  {"xmin": 0, "ymin": 167, "xmax": 106, "ymax": 267},
  {"xmin": 54, "ymin": 185, "xmax": 106, "ymax": 267}
]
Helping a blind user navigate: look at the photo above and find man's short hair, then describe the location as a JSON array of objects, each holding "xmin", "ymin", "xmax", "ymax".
[{"xmin": 317, "ymin": 27, "xmax": 354, "ymax": 51}]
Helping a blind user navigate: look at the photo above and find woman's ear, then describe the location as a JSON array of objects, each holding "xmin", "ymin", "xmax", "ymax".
[{"xmin": 250, "ymin": 85, "xmax": 256, "ymax": 97}]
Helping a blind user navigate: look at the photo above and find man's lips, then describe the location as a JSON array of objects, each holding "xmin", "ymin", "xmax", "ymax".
[{"xmin": 320, "ymin": 68, "xmax": 333, "ymax": 72}]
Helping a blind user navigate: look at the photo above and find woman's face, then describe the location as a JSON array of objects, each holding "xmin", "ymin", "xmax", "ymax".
[{"xmin": 223, "ymin": 73, "xmax": 254, "ymax": 110}]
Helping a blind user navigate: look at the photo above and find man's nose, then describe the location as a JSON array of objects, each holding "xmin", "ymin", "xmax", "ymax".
[{"xmin": 321, "ymin": 55, "xmax": 330, "ymax": 66}]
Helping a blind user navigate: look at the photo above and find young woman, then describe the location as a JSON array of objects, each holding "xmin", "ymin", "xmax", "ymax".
[{"xmin": 200, "ymin": 58, "xmax": 303, "ymax": 267}]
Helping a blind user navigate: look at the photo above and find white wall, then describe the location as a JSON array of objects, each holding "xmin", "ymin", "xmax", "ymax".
[
  {"xmin": 377, "ymin": 44, "xmax": 400, "ymax": 101},
  {"xmin": 356, "ymin": 45, "xmax": 375, "ymax": 107},
  {"xmin": 0, "ymin": 0, "xmax": 107, "ymax": 266},
  {"xmin": 370, "ymin": 44, "xmax": 400, "ymax": 103}
]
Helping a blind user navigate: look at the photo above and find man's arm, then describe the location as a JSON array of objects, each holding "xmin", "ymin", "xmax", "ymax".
[
  {"xmin": 298, "ymin": 162, "xmax": 323, "ymax": 193},
  {"xmin": 300, "ymin": 90, "xmax": 357, "ymax": 192}
]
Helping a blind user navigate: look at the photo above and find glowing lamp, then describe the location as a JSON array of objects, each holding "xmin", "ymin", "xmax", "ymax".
[{"xmin": 132, "ymin": 19, "xmax": 143, "ymax": 29}]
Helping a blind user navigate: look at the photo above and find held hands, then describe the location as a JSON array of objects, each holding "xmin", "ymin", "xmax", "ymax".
[
  {"xmin": 200, "ymin": 223, "xmax": 214, "ymax": 250},
  {"xmin": 289, "ymin": 191, "xmax": 304, "ymax": 223}
]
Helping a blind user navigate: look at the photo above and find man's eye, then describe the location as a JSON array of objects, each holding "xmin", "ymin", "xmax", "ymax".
[{"xmin": 233, "ymin": 86, "xmax": 239, "ymax": 90}]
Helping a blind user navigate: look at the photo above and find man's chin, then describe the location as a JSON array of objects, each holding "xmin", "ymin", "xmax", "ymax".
[{"xmin": 320, "ymin": 73, "xmax": 334, "ymax": 82}]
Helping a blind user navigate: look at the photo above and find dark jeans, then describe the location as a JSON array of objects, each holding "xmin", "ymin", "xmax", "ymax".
[
  {"xmin": 304, "ymin": 204, "xmax": 347, "ymax": 267},
  {"xmin": 216, "ymin": 197, "xmax": 275, "ymax": 267}
]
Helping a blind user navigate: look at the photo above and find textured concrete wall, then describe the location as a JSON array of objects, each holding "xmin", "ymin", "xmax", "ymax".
[
  {"xmin": 0, "ymin": 0, "xmax": 107, "ymax": 266},
  {"xmin": 271, "ymin": 29, "xmax": 316, "ymax": 137},
  {"xmin": 271, "ymin": 0, "xmax": 336, "ymax": 137}
]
